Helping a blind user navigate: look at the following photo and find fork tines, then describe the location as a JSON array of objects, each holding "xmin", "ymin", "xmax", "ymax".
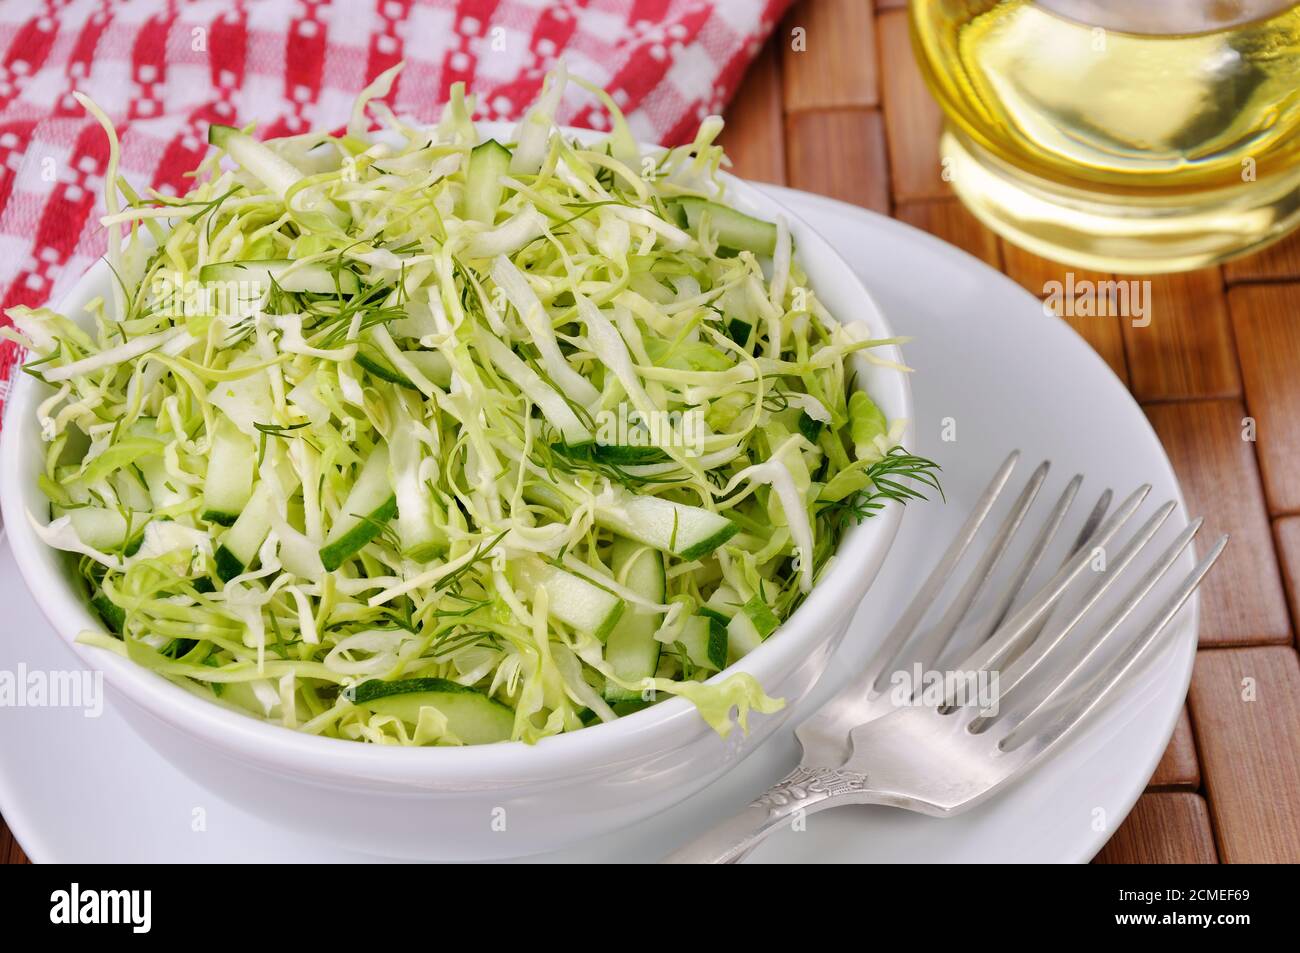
[{"xmin": 869, "ymin": 449, "xmax": 1226, "ymax": 751}]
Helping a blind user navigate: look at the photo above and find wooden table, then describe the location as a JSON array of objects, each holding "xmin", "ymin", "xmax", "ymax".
[{"xmin": 4, "ymin": 0, "xmax": 1299, "ymax": 865}]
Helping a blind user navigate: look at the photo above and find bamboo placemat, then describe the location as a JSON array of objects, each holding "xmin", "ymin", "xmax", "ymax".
[{"xmin": 3, "ymin": 0, "xmax": 1299, "ymax": 866}]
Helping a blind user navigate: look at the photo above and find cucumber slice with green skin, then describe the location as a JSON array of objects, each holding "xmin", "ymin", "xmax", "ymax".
[
  {"xmin": 522, "ymin": 481, "xmax": 568, "ymax": 514},
  {"xmin": 548, "ymin": 444, "xmax": 670, "ymax": 477},
  {"xmin": 214, "ymin": 481, "xmax": 275, "ymax": 581},
  {"xmin": 202, "ymin": 420, "xmax": 256, "ymax": 525},
  {"xmin": 603, "ymin": 537, "xmax": 665, "ymax": 703},
  {"xmin": 319, "ymin": 445, "xmax": 398, "ymax": 572},
  {"xmin": 700, "ymin": 585, "xmax": 780, "ymax": 642},
  {"xmin": 319, "ymin": 495, "xmax": 397, "ymax": 572},
  {"xmin": 725, "ymin": 317, "xmax": 753, "ymax": 350},
  {"xmin": 677, "ymin": 613, "xmax": 729, "ymax": 672},
  {"xmin": 111, "ymin": 467, "xmax": 153, "ymax": 513},
  {"xmin": 354, "ymin": 352, "xmax": 405, "ymax": 386},
  {"xmin": 461, "ymin": 139, "xmax": 512, "ymax": 224},
  {"xmin": 355, "ymin": 347, "xmax": 452, "ymax": 390},
  {"xmin": 703, "ymin": 584, "xmax": 741, "ymax": 617},
  {"xmin": 207, "ymin": 125, "xmax": 348, "ymax": 228},
  {"xmin": 593, "ymin": 490, "xmax": 738, "ymax": 561},
  {"xmin": 90, "ymin": 592, "xmax": 126, "ymax": 632},
  {"xmin": 742, "ymin": 593, "xmax": 780, "ymax": 638},
  {"xmin": 137, "ymin": 453, "xmax": 190, "ymax": 511},
  {"xmin": 727, "ymin": 610, "xmax": 764, "ymax": 664},
  {"xmin": 198, "ymin": 259, "xmax": 359, "ymax": 296},
  {"xmin": 551, "ymin": 443, "xmax": 669, "ymax": 467},
  {"xmin": 797, "ymin": 411, "xmax": 824, "ymax": 445},
  {"xmin": 351, "ymin": 677, "xmax": 514, "ymax": 745},
  {"xmin": 677, "ymin": 197, "xmax": 778, "ymax": 256},
  {"xmin": 517, "ymin": 557, "xmax": 625, "ymax": 641},
  {"xmin": 123, "ymin": 420, "xmax": 183, "ymax": 510},
  {"xmin": 595, "ymin": 445, "xmax": 671, "ymax": 465},
  {"xmin": 611, "ymin": 699, "xmax": 651, "ymax": 717},
  {"xmin": 388, "ymin": 403, "xmax": 449, "ymax": 561},
  {"xmin": 698, "ymin": 606, "xmax": 731, "ymax": 627},
  {"xmin": 705, "ymin": 614, "xmax": 729, "ymax": 669},
  {"xmin": 58, "ymin": 506, "xmax": 134, "ymax": 550}
]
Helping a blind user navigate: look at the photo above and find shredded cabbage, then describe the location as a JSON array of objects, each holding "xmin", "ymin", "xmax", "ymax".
[{"xmin": 5, "ymin": 67, "xmax": 939, "ymax": 746}]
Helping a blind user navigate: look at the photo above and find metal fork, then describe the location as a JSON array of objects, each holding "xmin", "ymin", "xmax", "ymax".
[{"xmin": 664, "ymin": 450, "xmax": 1226, "ymax": 864}]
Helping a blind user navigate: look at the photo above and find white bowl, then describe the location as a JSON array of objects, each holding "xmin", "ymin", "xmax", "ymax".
[{"xmin": 0, "ymin": 155, "xmax": 912, "ymax": 859}]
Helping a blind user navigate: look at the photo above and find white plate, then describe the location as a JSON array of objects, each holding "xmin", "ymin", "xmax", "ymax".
[{"xmin": 0, "ymin": 186, "xmax": 1194, "ymax": 863}]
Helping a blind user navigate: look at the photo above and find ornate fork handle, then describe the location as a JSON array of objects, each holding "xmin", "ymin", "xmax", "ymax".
[{"xmin": 662, "ymin": 766, "xmax": 874, "ymax": 864}]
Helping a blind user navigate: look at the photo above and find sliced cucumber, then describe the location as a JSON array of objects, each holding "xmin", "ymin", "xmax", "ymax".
[
  {"xmin": 54, "ymin": 505, "xmax": 142, "ymax": 552},
  {"xmin": 214, "ymin": 480, "xmax": 275, "ymax": 581},
  {"xmin": 202, "ymin": 420, "xmax": 256, "ymax": 525},
  {"xmin": 111, "ymin": 467, "xmax": 153, "ymax": 513},
  {"xmin": 725, "ymin": 317, "xmax": 754, "ymax": 350},
  {"xmin": 703, "ymin": 584, "xmax": 741, "ymax": 617},
  {"xmin": 137, "ymin": 452, "xmax": 190, "ymax": 511},
  {"xmin": 596, "ymin": 445, "xmax": 671, "ymax": 465},
  {"xmin": 198, "ymin": 259, "xmax": 359, "ymax": 296},
  {"xmin": 90, "ymin": 592, "xmax": 126, "ymax": 632},
  {"xmin": 698, "ymin": 606, "xmax": 731, "ymax": 626},
  {"xmin": 727, "ymin": 610, "xmax": 764, "ymax": 664},
  {"xmin": 742, "ymin": 593, "xmax": 780, "ymax": 638},
  {"xmin": 517, "ymin": 557, "xmax": 625, "ymax": 641},
  {"xmin": 461, "ymin": 139, "xmax": 512, "ymax": 224},
  {"xmin": 552, "ymin": 443, "xmax": 669, "ymax": 467},
  {"xmin": 355, "ymin": 345, "xmax": 452, "ymax": 390},
  {"xmin": 676, "ymin": 197, "xmax": 778, "ymax": 256},
  {"xmin": 388, "ymin": 404, "xmax": 449, "ymax": 561},
  {"xmin": 521, "ymin": 481, "xmax": 568, "ymax": 514},
  {"xmin": 797, "ymin": 411, "xmax": 824, "ymax": 445},
  {"xmin": 603, "ymin": 537, "xmax": 665, "ymax": 703},
  {"xmin": 320, "ymin": 445, "xmax": 398, "ymax": 572},
  {"xmin": 697, "ymin": 585, "xmax": 778, "ymax": 660},
  {"xmin": 594, "ymin": 490, "xmax": 738, "ymax": 560},
  {"xmin": 678, "ymin": 612, "xmax": 728, "ymax": 672},
  {"xmin": 351, "ymin": 677, "xmax": 514, "ymax": 745},
  {"xmin": 353, "ymin": 351, "xmax": 404, "ymax": 386}
]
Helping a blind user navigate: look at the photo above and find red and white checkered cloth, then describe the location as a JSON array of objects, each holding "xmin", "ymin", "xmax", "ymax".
[{"xmin": 0, "ymin": 0, "xmax": 790, "ymax": 424}]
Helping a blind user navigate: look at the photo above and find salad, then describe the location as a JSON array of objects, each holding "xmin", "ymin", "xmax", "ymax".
[{"xmin": 6, "ymin": 65, "xmax": 938, "ymax": 746}]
